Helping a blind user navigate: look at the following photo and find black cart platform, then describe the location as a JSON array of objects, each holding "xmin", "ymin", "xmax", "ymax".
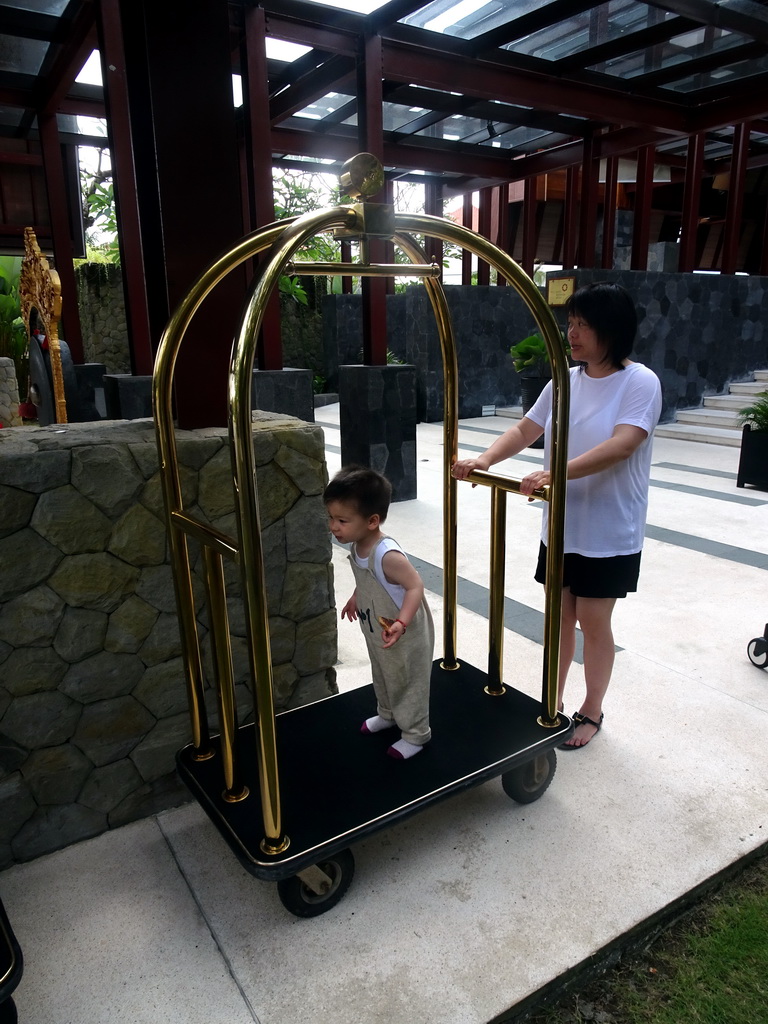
[{"xmin": 177, "ymin": 660, "xmax": 573, "ymax": 881}]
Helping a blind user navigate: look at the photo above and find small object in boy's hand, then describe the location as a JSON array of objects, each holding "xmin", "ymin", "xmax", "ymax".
[{"xmin": 377, "ymin": 615, "xmax": 395, "ymax": 631}]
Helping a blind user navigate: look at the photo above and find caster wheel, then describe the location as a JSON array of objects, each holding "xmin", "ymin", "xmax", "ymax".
[
  {"xmin": 501, "ymin": 749, "xmax": 557, "ymax": 804},
  {"xmin": 277, "ymin": 848, "xmax": 355, "ymax": 917},
  {"xmin": 747, "ymin": 637, "xmax": 768, "ymax": 668}
]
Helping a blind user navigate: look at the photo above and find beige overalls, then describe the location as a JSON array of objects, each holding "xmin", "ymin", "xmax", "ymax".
[{"xmin": 349, "ymin": 537, "xmax": 434, "ymax": 746}]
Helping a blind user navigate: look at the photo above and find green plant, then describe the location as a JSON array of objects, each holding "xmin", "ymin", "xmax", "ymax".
[
  {"xmin": 510, "ymin": 331, "xmax": 569, "ymax": 377},
  {"xmin": 312, "ymin": 373, "xmax": 327, "ymax": 395},
  {"xmin": 738, "ymin": 391, "xmax": 768, "ymax": 433},
  {"xmin": 0, "ymin": 257, "xmax": 28, "ymax": 396}
]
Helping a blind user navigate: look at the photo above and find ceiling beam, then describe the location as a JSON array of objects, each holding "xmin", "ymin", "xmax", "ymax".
[{"xmin": 381, "ymin": 38, "xmax": 688, "ymax": 132}]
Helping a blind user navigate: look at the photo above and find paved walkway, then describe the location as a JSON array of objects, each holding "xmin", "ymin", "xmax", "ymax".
[{"xmin": 2, "ymin": 409, "xmax": 767, "ymax": 1024}]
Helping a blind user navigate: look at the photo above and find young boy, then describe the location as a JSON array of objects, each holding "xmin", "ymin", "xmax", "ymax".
[{"xmin": 324, "ymin": 466, "xmax": 434, "ymax": 760}]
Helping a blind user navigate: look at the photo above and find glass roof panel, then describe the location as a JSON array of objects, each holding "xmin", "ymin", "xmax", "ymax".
[
  {"xmin": 0, "ymin": 33, "xmax": 48, "ymax": 76},
  {"xmin": 592, "ymin": 26, "xmax": 748, "ymax": 79},
  {"xmin": 400, "ymin": 0, "xmax": 551, "ymax": 40},
  {"xmin": 660, "ymin": 52, "xmax": 768, "ymax": 91},
  {"xmin": 296, "ymin": 0, "xmax": 390, "ymax": 12},
  {"xmin": 380, "ymin": 102, "xmax": 433, "ymax": 132},
  {"xmin": 507, "ymin": 0, "xmax": 674, "ymax": 62},
  {"xmin": 6, "ymin": 0, "xmax": 69, "ymax": 12},
  {"xmin": 413, "ymin": 113, "xmax": 490, "ymax": 141},
  {"xmin": 479, "ymin": 127, "xmax": 571, "ymax": 151},
  {"xmin": 293, "ymin": 92, "xmax": 355, "ymax": 120},
  {"xmin": 0, "ymin": 104, "xmax": 23, "ymax": 129}
]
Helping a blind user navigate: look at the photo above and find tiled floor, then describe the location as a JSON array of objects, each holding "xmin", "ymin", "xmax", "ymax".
[{"xmin": 2, "ymin": 409, "xmax": 767, "ymax": 1024}]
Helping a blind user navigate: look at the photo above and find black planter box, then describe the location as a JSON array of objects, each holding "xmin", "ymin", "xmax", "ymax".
[{"xmin": 736, "ymin": 423, "xmax": 768, "ymax": 490}]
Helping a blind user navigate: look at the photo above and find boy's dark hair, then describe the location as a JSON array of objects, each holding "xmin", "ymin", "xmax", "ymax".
[
  {"xmin": 323, "ymin": 465, "xmax": 392, "ymax": 522},
  {"xmin": 565, "ymin": 282, "xmax": 638, "ymax": 370}
]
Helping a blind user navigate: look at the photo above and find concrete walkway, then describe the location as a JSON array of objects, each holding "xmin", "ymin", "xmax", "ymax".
[{"xmin": 2, "ymin": 408, "xmax": 767, "ymax": 1024}]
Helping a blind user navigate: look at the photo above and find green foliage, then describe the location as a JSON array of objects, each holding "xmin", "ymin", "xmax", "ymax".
[
  {"xmin": 738, "ymin": 391, "xmax": 768, "ymax": 433},
  {"xmin": 278, "ymin": 275, "xmax": 308, "ymax": 306},
  {"xmin": 0, "ymin": 257, "xmax": 28, "ymax": 395},
  {"xmin": 80, "ymin": 153, "xmax": 121, "ymax": 265},
  {"xmin": 510, "ymin": 331, "xmax": 569, "ymax": 377},
  {"xmin": 312, "ymin": 373, "xmax": 327, "ymax": 395}
]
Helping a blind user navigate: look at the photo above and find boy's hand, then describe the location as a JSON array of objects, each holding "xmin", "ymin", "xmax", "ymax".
[
  {"xmin": 381, "ymin": 619, "xmax": 406, "ymax": 649},
  {"xmin": 341, "ymin": 594, "xmax": 358, "ymax": 622}
]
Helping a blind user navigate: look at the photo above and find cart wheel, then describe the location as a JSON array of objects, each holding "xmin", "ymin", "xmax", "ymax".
[
  {"xmin": 747, "ymin": 637, "xmax": 768, "ymax": 668},
  {"xmin": 277, "ymin": 849, "xmax": 355, "ymax": 918},
  {"xmin": 501, "ymin": 750, "xmax": 557, "ymax": 804}
]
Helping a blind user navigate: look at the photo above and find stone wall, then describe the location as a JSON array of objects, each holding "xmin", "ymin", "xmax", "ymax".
[
  {"xmin": 0, "ymin": 358, "xmax": 21, "ymax": 428},
  {"xmin": 324, "ymin": 275, "xmax": 768, "ymax": 423},
  {"xmin": 323, "ymin": 288, "xmax": 526, "ymax": 421},
  {"xmin": 74, "ymin": 263, "xmax": 131, "ymax": 373},
  {"xmin": 0, "ymin": 414, "xmax": 337, "ymax": 866},
  {"xmin": 557, "ymin": 268, "xmax": 768, "ymax": 415}
]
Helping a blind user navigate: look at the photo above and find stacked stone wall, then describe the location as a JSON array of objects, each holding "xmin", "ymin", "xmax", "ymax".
[
  {"xmin": 0, "ymin": 414, "xmax": 337, "ymax": 866},
  {"xmin": 74, "ymin": 263, "xmax": 131, "ymax": 373},
  {"xmin": 0, "ymin": 358, "xmax": 21, "ymax": 427}
]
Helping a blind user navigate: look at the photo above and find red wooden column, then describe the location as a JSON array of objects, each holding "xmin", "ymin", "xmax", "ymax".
[
  {"xmin": 357, "ymin": 32, "xmax": 387, "ymax": 365},
  {"xmin": 721, "ymin": 122, "xmax": 751, "ymax": 275},
  {"xmin": 522, "ymin": 177, "xmax": 537, "ymax": 277},
  {"xmin": 600, "ymin": 156, "xmax": 619, "ymax": 270},
  {"xmin": 242, "ymin": 5, "xmax": 281, "ymax": 368},
  {"xmin": 461, "ymin": 192, "xmax": 474, "ymax": 284},
  {"xmin": 96, "ymin": 0, "xmax": 152, "ymax": 374},
  {"xmin": 494, "ymin": 183, "xmax": 509, "ymax": 285},
  {"xmin": 576, "ymin": 132, "xmax": 599, "ymax": 268},
  {"xmin": 631, "ymin": 144, "xmax": 655, "ymax": 271},
  {"xmin": 678, "ymin": 133, "xmax": 705, "ymax": 273},
  {"xmin": 424, "ymin": 180, "xmax": 443, "ymax": 271},
  {"xmin": 476, "ymin": 186, "xmax": 492, "ymax": 284},
  {"xmin": 562, "ymin": 166, "xmax": 579, "ymax": 269},
  {"xmin": 115, "ymin": 0, "xmax": 246, "ymax": 427},
  {"xmin": 37, "ymin": 112, "xmax": 84, "ymax": 361}
]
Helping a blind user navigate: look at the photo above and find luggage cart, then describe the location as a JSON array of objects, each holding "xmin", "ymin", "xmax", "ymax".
[
  {"xmin": 153, "ymin": 154, "xmax": 573, "ymax": 917},
  {"xmin": 747, "ymin": 624, "xmax": 768, "ymax": 668}
]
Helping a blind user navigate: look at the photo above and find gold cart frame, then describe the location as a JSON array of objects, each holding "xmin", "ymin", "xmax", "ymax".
[{"xmin": 153, "ymin": 196, "xmax": 569, "ymax": 860}]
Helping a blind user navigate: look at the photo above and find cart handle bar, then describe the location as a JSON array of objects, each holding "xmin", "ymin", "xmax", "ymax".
[{"xmin": 464, "ymin": 468, "xmax": 549, "ymax": 503}]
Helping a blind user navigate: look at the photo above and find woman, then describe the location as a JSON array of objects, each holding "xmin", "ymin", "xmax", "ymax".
[{"xmin": 452, "ymin": 283, "xmax": 662, "ymax": 748}]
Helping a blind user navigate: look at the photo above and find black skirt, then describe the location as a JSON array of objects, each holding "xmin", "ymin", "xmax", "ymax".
[{"xmin": 534, "ymin": 541, "xmax": 642, "ymax": 599}]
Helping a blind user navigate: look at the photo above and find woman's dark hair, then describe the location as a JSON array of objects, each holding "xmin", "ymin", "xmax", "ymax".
[
  {"xmin": 323, "ymin": 465, "xmax": 392, "ymax": 522},
  {"xmin": 565, "ymin": 282, "xmax": 638, "ymax": 370}
]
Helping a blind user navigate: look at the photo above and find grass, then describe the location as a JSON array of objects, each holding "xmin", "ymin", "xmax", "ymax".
[{"xmin": 524, "ymin": 852, "xmax": 768, "ymax": 1024}]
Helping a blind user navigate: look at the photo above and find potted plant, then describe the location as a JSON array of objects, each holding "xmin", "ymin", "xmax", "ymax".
[
  {"xmin": 737, "ymin": 390, "xmax": 768, "ymax": 489},
  {"xmin": 510, "ymin": 331, "xmax": 569, "ymax": 449}
]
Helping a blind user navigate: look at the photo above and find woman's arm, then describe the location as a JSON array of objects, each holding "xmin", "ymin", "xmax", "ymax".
[
  {"xmin": 519, "ymin": 423, "xmax": 648, "ymax": 494},
  {"xmin": 451, "ymin": 417, "xmax": 544, "ymax": 480}
]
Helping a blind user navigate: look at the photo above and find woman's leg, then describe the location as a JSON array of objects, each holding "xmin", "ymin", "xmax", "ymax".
[
  {"xmin": 557, "ymin": 587, "xmax": 578, "ymax": 710},
  {"xmin": 562, "ymin": 595, "xmax": 616, "ymax": 748}
]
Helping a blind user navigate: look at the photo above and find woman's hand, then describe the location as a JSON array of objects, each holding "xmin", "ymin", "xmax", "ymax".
[
  {"xmin": 520, "ymin": 469, "xmax": 551, "ymax": 497},
  {"xmin": 451, "ymin": 455, "xmax": 489, "ymax": 481}
]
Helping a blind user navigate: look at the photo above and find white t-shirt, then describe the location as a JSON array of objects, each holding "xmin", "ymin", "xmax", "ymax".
[
  {"xmin": 526, "ymin": 363, "xmax": 662, "ymax": 558},
  {"xmin": 353, "ymin": 536, "xmax": 406, "ymax": 609}
]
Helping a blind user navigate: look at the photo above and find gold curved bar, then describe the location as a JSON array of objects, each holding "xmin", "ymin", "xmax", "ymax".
[
  {"xmin": 153, "ymin": 218, "xmax": 302, "ymax": 757},
  {"xmin": 202, "ymin": 547, "xmax": 248, "ymax": 802},
  {"xmin": 229, "ymin": 206, "xmax": 361, "ymax": 853},
  {"xmin": 393, "ymin": 214, "xmax": 569, "ymax": 727},
  {"xmin": 393, "ymin": 231, "xmax": 460, "ymax": 671}
]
